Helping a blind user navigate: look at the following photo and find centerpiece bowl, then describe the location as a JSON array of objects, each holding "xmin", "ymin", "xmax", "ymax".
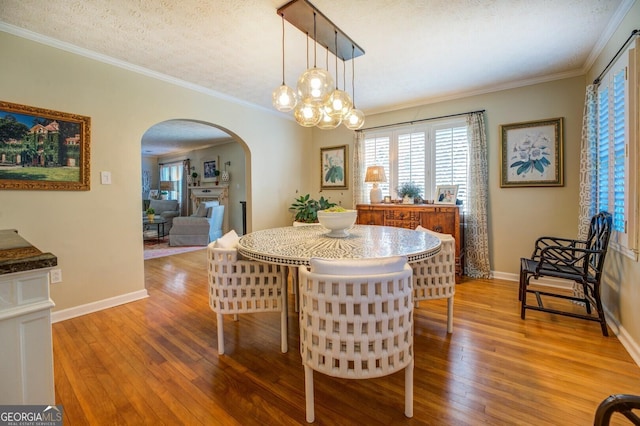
[{"xmin": 317, "ymin": 209, "xmax": 357, "ymax": 237}]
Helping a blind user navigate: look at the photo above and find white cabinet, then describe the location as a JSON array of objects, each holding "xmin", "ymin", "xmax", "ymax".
[{"xmin": 0, "ymin": 268, "xmax": 55, "ymax": 404}]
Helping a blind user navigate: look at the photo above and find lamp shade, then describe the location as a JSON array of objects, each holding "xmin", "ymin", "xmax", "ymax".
[
  {"xmin": 364, "ymin": 166, "xmax": 387, "ymax": 183},
  {"xmin": 364, "ymin": 166, "xmax": 386, "ymax": 204},
  {"xmin": 159, "ymin": 181, "xmax": 174, "ymax": 191}
]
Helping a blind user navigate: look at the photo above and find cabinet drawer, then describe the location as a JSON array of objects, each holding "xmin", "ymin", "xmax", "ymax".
[{"xmin": 384, "ymin": 210, "xmax": 420, "ymax": 229}]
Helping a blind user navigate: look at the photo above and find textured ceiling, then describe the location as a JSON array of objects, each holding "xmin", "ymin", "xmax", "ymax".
[{"xmin": 0, "ymin": 0, "xmax": 630, "ymax": 155}]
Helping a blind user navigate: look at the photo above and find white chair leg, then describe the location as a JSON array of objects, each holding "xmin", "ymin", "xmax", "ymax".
[
  {"xmin": 217, "ymin": 313, "xmax": 225, "ymax": 355},
  {"xmin": 447, "ymin": 297, "xmax": 454, "ymax": 333},
  {"xmin": 405, "ymin": 358, "xmax": 414, "ymax": 418},
  {"xmin": 304, "ymin": 365, "xmax": 315, "ymax": 423},
  {"xmin": 292, "ymin": 266, "xmax": 299, "ymax": 313},
  {"xmin": 281, "ymin": 285, "xmax": 288, "ymax": 353}
]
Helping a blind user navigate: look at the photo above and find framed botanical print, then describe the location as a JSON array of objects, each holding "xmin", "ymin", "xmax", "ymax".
[
  {"xmin": 320, "ymin": 145, "xmax": 348, "ymax": 190},
  {"xmin": 500, "ymin": 117, "xmax": 564, "ymax": 187}
]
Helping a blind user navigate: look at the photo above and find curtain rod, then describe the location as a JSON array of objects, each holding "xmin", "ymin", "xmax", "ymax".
[
  {"xmin": 356, "ymin": 109, "xmax": 485, "ymax": 132},
  {"xmin": 593, "ymin": 29, "xmax": 639, "ymax": 85}
]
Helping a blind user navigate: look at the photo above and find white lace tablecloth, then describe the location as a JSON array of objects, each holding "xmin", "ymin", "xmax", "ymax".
[{"xmin": 238, "ymin": 225, "xmax": 441, "ymax": 266}]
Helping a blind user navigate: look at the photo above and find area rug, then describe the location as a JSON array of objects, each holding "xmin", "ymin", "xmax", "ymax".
[{"xmin": 144, "ymin": 241, "xmax": 205, "ymax": 260}]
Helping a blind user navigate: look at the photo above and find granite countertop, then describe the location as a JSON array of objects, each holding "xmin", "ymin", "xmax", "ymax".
[{"xmin": 0, "ymin": 229, "xmax": 57, "ymax": 275}]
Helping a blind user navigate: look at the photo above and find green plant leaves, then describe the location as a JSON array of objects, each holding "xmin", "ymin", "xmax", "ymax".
[{"xmin": 289, "ymin": 194, "xmax": 336, "ymax": 223}]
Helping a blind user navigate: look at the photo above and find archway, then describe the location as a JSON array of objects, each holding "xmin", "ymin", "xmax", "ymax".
[{"xmin": 141, "ymin": 119, "xmax": 251, "ymax": 255}]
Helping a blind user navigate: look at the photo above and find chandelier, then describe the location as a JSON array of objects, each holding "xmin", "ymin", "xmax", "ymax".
[{"xmin": 272, "ymin": 0, "xmax": 365, "ymax": 130}]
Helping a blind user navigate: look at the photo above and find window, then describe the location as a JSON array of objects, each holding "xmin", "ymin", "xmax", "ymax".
[
  {"xmin": 160, "ymin": 162, "xmax": 184, "ymax": 204},
  {"xmin": 362, "ymin": 119, "xmax": 469, "ymax": 208},
  {"xmin": 594, "ymin": 41, "xmax": 637, "ymax": 255}
]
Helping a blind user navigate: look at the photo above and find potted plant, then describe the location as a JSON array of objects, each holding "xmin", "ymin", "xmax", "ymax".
[
  {"xmin": 146, "ymin": 207, "xmax": 155, "ymax": 222},
  {"xmin": 397, "ymin": 182, "xmax": 422, "ymax": 204},
  {"xmin": 290, "ymin": 194, "xmax": 336, "ymax": 223},
  {"xmin": 190, "ymin": 171, "xmax": 198, "ymax": 186}
]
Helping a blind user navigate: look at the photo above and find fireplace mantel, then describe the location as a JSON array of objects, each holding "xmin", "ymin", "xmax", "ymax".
[{"xmin": 189, "ymin": 184, "xmax": 229, "ymax": 233}]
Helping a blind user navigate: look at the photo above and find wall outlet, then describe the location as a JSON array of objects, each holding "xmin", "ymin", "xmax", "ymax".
[{"xmin": 50, "ymin": 269, "xmax": 62, "ymax": 283}]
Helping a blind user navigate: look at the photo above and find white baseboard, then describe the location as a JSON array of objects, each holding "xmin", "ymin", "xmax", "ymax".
[
  {"xmin": 614, "ymin": 323, "xmax": 640, "ymax": 366},
  {"xmin": 490, "ymin": 270, "xmax": 573, "ymax": 289},
  {"xmin": 491, "ymin": 269, "xmax": 639, "ymax": 367},
  {"xmin": 51, "ymin": 289, "xmax": 149, "ymax": 323}
]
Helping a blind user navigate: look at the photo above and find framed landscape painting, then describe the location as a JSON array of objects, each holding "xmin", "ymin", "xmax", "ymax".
[
  {"xmin": 0, "ymin": 101, "xmax": 91, "ymax": 190},
  {"xmin": 500, "ymin": 117, "xmax": 563, "ymax": 188},
  {"xmin": 320, "ymin": 145, "xmax": 348, "ymax": 190}
]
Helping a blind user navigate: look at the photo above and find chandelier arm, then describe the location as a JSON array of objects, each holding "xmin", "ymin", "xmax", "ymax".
[
  {"xmin": 280, "ymin": 14, "xmax": 285, "ymax": 85},
  {"xmin": 343, "ymin": 58, "xmax": 346, "ymax": 92},
  {"xmin": 326, "ymin": 45, "xmax": 329, "ymax": 73},
  {"xmin": 334, "ymin": 31, "xmax": 339, "ymax": 89},
  {"xmin": 313, "ymin": 12, "xmax": 317, "ymax": 67},
  {"xmin": 351, "ymin": 44, "xmax": 356, "ymax": 106},
  {"xmin": 306, "ymin": 33, "xmax": 310, "ymax": 69}
]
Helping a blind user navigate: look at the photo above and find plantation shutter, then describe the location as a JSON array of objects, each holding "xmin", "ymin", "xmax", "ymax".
[
  {"xmin": 434, "ymin": 125, "xmax": 468, "ymax": 205},
  {"xmin": 361, "ymin": 118, "xmax": 469, "ymax": 205},
  {"xmin": 363, "ymin": 134, "xmax": 391, "ymax": 195},
  {"xmin": 597, "ymin": 67, "xmax": 627, "ymax": 234},
  {"xmin": 596, "ymin": 85, "xmax": 610, "ymax": 215},
  {"xmin": 612, "ymin": 68, "xmax": 626, "ymax": 233},
  {"xmin": 397, "ymin": 131, "xmax": 426, "ymax": 197}
]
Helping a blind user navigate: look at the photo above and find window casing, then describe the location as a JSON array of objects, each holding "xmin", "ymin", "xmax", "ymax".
[{"xmin": 362, "ymin": 119, "xmax": 469, "ymax": 209}]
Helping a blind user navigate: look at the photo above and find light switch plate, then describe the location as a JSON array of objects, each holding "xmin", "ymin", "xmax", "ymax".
[{"xmin": 101, "ymin": 171, "xmax": 112, "ymax": 184}]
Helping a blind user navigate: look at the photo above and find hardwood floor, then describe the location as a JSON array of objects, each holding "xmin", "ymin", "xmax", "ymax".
[{"xmin": 53, "ymin": 249, "xmax": 640, "ymax": 425}]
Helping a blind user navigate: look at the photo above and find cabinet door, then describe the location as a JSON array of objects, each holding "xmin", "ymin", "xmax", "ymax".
[
  {"xmin": 421, "ymin": 209, "xmax": 456, "ymax": 235},
  {"xmin": 357, "ymin": 209, "xmax": 383, "ymax": 225}
]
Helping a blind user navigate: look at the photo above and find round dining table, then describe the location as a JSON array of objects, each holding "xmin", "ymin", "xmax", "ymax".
[{"xmin": 237, "ymin": 224, "xmax": 441, "ymax": 265}]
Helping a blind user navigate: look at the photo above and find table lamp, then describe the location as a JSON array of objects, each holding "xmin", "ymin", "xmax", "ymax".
[
  {"xmin": 159, "ymin": 181, "xmax": 175, "ymax": 199},
  {"xmin": 364, "ymin": 165, "xmax": 387, "ymax": 204}
]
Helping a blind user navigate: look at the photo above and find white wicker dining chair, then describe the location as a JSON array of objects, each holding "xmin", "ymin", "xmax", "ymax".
[
  {"xmin": 412, "ymin": 226, "xmax": 456, "ymax": 333},
  {"xmin": 298, "ymin": 256, "xmax": 414, "ymax": 423},
  {"xmin": 207, "ymin": 230, "xmax": 288, "ymax": 355}
]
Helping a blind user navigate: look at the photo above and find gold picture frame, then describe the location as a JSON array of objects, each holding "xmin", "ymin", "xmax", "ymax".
[
  {"xmin": 500, "ymin": 117, "xmax": 563, "ymax": 187},
  {"xmin": 0, "ymin": 100, "xmax": 91, "ymax": 190}
]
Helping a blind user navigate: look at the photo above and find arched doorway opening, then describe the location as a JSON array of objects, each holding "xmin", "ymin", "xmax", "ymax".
[{"xmin": 140, "ymin": 119, "xmax": 250, "ymax": 257}]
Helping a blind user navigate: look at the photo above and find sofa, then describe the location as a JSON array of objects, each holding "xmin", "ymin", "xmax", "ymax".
[
  {"xmin": 146, "ymin": 199, "xmax": 180, "ymax": 234},
  {"xmin": 169, "ymin": 201, "xmax": 225, "ymax": 246}
]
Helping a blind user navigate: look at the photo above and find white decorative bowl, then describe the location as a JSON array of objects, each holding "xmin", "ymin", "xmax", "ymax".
[{"xmin": 317, "ymin": 210, "xmax": 358, "ymax": 237}]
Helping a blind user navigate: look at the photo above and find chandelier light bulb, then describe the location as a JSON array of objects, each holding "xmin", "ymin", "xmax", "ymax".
[
  {"xmin": 344, "ymin": 108, "xmax": 365, "ymax": 130},
  {"xmin": 272, "ymin": 84, "xmax": 298, "ymax": 112},
  {"xmin": 325, "ymin": 89, "xmax": 353, "ymax": 118},
  {"xmin": 317, "ymin": 109, "xmax": 342, "ymax": 130},
  {"xmin": 294, "ymin": 102, "xmax": 322, "ymax": 127},
  {"xmin": 297, "ymin": 67, "xmax": 333, "ymax": 105}
]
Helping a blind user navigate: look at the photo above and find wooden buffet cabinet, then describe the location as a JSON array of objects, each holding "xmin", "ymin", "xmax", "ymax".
[{"xmin": 356, "ymin": 203, "xmax": 464, "ymax": 281}]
